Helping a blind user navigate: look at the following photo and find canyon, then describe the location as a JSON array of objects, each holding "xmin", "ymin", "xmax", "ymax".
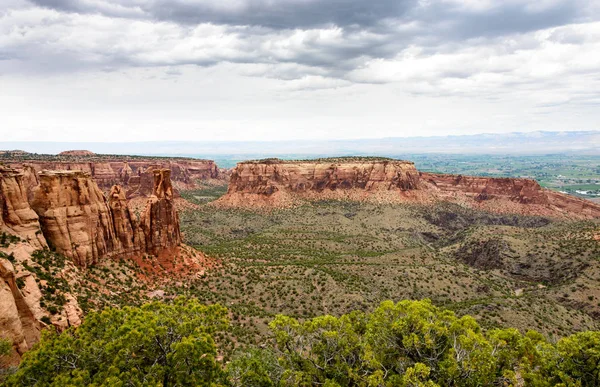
[
  {"xmin": 0, "ymin": 165, "xmax": 183, "ymax": 361},
  {"xmin": 3, "ymin": 151, "xmax": 222, "ymax": 199},
  {"xmin": 218, "ymin": 158, "xmax": 600, "ymax": 218}
]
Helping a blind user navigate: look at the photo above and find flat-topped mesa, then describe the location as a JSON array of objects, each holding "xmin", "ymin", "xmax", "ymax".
[
  {"xmin": 218, "ymin": 158, "xmax": 600, "ymax": 218},
  {"xmin": 230, "ymin": 158, "xmax": 419, "ymax": 192},
  {"xmin": 0, "ymin": 166, "xmax": 47, "ymax": 249},
  {"xmin": 220, "ymin": 158, "xmax": 420, "ymax": 207},
  {"xmin": 141, "ymin": 169, "xmax": 181, "ymax": 256}
]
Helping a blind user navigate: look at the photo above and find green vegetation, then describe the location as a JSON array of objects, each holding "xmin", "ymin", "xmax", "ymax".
[
  {"xmin": 180, "ymin": 199, "xmax": 600, "ymax": 345},
  {"xmin": 5, "ymin": 298, "xmax": 228, "ymax": 387},
  {"xmin": 5, "ymin": 299, "xmax": 600, "ymax": 386},
  {"xmin": 0, "ymin": 233, "xmax": 20, "ymax": 248}
]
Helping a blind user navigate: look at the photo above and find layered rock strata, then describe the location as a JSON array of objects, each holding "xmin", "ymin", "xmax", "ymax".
[
  {"xmin": 0, "ymin": 167, "xmax": 47, "ymax": 249},
  {"xmin": 30, "ymin": 169, "xmax": 181, "ymax": 267},
  {"xmin": 141, "ymin": 170, "xmax": 181, "ymax": 256},
  {"xmin": 218, "ymin": 158, "xmax": 600, "ymax": 218},
  {"xmin": 0, "ymin": 166, "xmax": 182, "ymax": 361},
  {"xmin": 8, "ymin": 158, "xmax": 220, "ymax": 198}
]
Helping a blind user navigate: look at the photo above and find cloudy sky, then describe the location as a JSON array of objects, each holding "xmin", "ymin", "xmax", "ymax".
[{"xmin": 1, "ymin": 0, "xmax": 600, "ymax": 142}]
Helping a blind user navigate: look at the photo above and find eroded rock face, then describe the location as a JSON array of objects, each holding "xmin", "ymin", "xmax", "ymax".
[
  {"xmin": 0, "ymin": 168, "xmax": 182, "ymax": 361},
  {"xmin": 30, "ymin": 170, "xmax": 182, "ymax": 267},
  {"xmin": 421, "ymin": 173, "xmax": 550, "ymax": 205},
  {"xmin": 219, "ymin": 158, "xmax": 600, "ymax": 218},
  {"xmin": 0, "ymin": 167, "xmax": 47, "ymax": 249},
  {"xmin": 140, "ymin": 169, "xmax": 181, "ymax": 256},
  {"xmin": 31, "ymin": 171, "xmax": 120, "ymax": 267},
  {"xmin": 109, "ymin": 185, "xmax": 145, "ymax": 255},
  {"xmin": 0, "ymin": 258, "xmax": 41, "ymax": 360},
  {"xmin": 9, "ymin": 159, "xmax": 220, "ymax": 198},
  {"xmin": 220, "ymin": 159, "xmax": 420, "ymax": 207}
]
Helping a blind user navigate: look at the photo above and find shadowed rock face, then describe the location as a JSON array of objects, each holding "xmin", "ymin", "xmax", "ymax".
[
  {"xmin": 0, "ymin": 167, "xmax": 47, "ymax": 249},
  {"xmin": 420, "ymin": 173, "xmax": 549, "ymax": 204},
  {"xmin": 219, "ymin": 159, "xmax": 600, "ymax": 218}
]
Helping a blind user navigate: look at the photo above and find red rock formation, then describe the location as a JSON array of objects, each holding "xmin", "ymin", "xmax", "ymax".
[
  {"xmin": 0, "ymin": 258, "xmax": 41, "ymax": 360},
  {"xmin": 0, "ymin": 167, "xmax": 182, "ymax": 360},
  {"xmin": 219, "ymin": 158, "xmax": 420, "ymax": 207},
  {"xmin": 219, "ymin": 158, "xmax": 600, "ymax": 218},
  {"xmin": 8, "ymin": 158, "xmax": 220, "ymax": 198},
  {"xmin": 420, "ymin": 173, "xmax": 549, "ymax": 204},
  {"xmin": 0, "ymin": 167, "xmax": 47, "ymax": 249},
  {"xmin": 31, "ymin": 171, "xmax": 120, "ymax": 267},
  {"xmin": 29, "ymin": 169, "xmax": 182, "ymax": 267},
  {"xmin": 140, "ymin": 169, "xmax": 181, "ymax": 256},
  {"xmin": 108, "ymin": 185, "xmax": 145, "ymax": 254},
  {"xmin": 59, "ymin": 150, "xmax": 95, "ymax": 156}
]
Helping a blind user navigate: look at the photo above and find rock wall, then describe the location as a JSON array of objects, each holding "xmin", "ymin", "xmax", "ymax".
[
  {"xmin": 0, "ymin": 167, "xmax": 182, "ymax": 361},
  {"xmin": 0, "ymin": 167, "xmax": 47, "ymax": 249},
  {"xmin": 8, "ymin": 158, "xmax": 220, "ymax": 198},
  {"xmin": 31, "ymin": 171, "xmax": 121, "ymax": 267},
  {"xmin": 219, "ymin": 158, "xmax": 600, "ymax": 218},
  {"xmin": 141, "ymin": 170, "xmax": 182, "ymax": 256},
  {"xmin": 29, "ymin": 170, "xmax": 182, "ymax": 267},
  {"xmin": 220, "ymin": 159, "xmax": 420, "ymax": 206},
  {"xmin": 0, "ymin": 258, "xmax": 41, "ymax": 360},
  {"xmin": 420, "ymin": 173, "xmax": 550, "ymax": 205}
]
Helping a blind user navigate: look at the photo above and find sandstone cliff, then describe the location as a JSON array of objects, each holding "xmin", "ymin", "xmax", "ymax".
[
  {"xmin": 0, "ymin": 257, "xmax": 41, "ymax": 360},
  {"xmin": 30, "ymin": 169, "xmax": 182, "ymax": 267},
  {"xmin": 0, "ymin": 167, "xmax": 47, "ymax": 249},
  {"xmin": 8, "ymin": 157, "xmax": 220, "ymax": 198},
  {"xmin": 218, "ymin": 158, "xmax": 600, "ymax": 218},
  {"xmin": 220, "ymin": 158, "xmax": 420, "ymax": 207},
  {"xmin": 31, "ymin": 171, "xmax": 121, "ymax": 267},
  {"xmin": 141, "ymin": 170, "xmax": 182, "ymax": 256}
]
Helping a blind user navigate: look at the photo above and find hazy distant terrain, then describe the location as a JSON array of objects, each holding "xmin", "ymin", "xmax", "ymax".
[{"xmin": 3, "ymin": 131, "xmax": 600, "ymax": 159}]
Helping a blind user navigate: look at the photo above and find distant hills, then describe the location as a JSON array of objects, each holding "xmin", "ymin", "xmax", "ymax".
[{"xmin": 3, "ymin": 131, "xmax": 600, "ymax": 157}]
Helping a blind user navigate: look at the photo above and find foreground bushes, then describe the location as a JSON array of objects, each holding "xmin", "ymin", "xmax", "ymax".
[{"xmin": 5, "ymin": 298, "xmax": 600, "ymax": 386}]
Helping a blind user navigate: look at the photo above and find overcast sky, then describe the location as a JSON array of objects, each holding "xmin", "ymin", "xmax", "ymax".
[{"xmin": 1, "ymin": 0, "xmax": 599, "ymax": 142}]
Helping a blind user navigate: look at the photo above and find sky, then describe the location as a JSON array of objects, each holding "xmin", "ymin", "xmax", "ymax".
[{"xmin": 1, "ymin": 0, "xmax": 600, "ymax": 142}]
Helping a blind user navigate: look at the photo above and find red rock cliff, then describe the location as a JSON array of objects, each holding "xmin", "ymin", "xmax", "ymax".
[
  {"xmin": 219, "ymin": 158, "xmax": 600, "ymax": 218},
  {"xmin": 140, "ymin": 170, "xmax": 182, "ymax": 256},
  {"xmin": 9, "ymin": 158, "xmax": 220, "ymax": 198},
  {"xmin": 0, "ymin": 167, "xmax": 47, "ymax": 249},
  {"xmin": 31, "ymin": 171, "xmax": 122, "ymax": 267},
  {"xmin": 29, "ymin": 169, "xmax": 182, "ymax": 267}
]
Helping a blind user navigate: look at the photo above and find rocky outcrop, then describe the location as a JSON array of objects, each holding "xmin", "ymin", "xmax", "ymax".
[
  {"xmin": 8, "ymin": 158, "xmax": 220, "ymax": 198},
  {"xmin": 59, "ymin": 150, "xmax": 95, "ymax": 156},
  {"xmin": 0, "ymin": 167, "xmax": 47, "ymax": 249},
  {"xmin": 30, "ymin": 170, "xmax": 182, "ymax": 267},
  {"xmin": 0, "ymin": 258, "xmax": 41, "ymax": 361},
  {"xmin": 420, "ymin": 173, "xmax": 550, "ymax": 205},
  {"xmin": 31, "ymin": 171, "xmax": 120, "ymax": 267},
  {"xmin": 0, "ymin": 167, "xmax": 182, "ymax": 361},
  {"xmin": 220, "ymin": 158, "xmax": 420, "ymax": 206},
  {"xmin": 218, "ymin": 158, "xmax": 600, "ymax": 218},
  {"xmin": 141, "ymin": 170, "xmax": 181, "ymax": 256}
]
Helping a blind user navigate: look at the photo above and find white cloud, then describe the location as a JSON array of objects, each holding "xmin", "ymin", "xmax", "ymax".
[{"xmin": 0, "ymin": 0, "xmax": 599, "ymax": 142}]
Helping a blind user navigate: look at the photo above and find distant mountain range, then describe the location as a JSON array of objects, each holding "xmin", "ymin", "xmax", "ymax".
[{"xmin": 3, "ymin": 131, "xmax": 600, "ymax": 158}]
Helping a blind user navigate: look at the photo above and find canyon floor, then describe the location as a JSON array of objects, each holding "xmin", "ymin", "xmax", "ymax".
[{"xmin": 172, "ymin": 184, "xmax": 600, "ymax": 356}]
